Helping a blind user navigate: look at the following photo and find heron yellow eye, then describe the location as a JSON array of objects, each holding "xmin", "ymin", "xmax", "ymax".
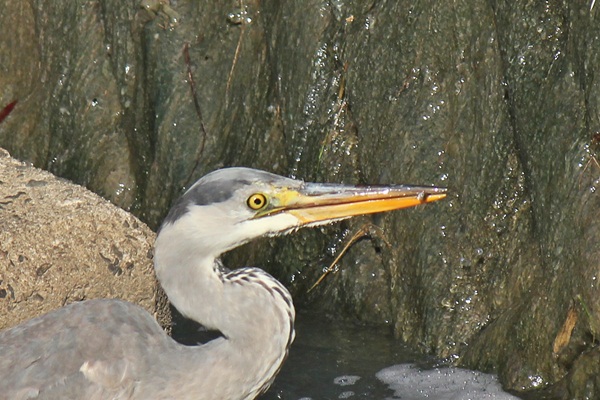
[{"xmin": 247, "ymin": 193, "xmax": 268, "ymax": 210}]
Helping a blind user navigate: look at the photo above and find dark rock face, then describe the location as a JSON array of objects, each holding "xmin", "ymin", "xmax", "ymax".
[{"xmin": 0, "ymin": 1, "xmax": 598, "ymax": 397}]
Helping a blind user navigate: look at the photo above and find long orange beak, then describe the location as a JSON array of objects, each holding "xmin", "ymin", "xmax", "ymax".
[{"xmin": 256, "ymin": 181, "xmax": 447, "ymax": 225}]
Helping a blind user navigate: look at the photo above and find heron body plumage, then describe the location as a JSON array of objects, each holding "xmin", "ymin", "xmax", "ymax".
[
  {"xmin": 0, "ymin": 298, "xmax": 287, "ymax": 399},
  {"xmin": 0, "ymin": 168, "xmax": 446, "ymax": 399}
]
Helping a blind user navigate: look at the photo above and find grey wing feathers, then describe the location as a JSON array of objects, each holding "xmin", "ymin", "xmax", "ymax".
[{"xmin": 0, "ymin": 299, "xmax": 168, "ymax": 399}]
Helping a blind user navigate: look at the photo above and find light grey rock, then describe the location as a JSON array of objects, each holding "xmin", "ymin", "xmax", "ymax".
[{"xmin": 0, "ymin": 147, "xmax": 168, "ymax": 330}]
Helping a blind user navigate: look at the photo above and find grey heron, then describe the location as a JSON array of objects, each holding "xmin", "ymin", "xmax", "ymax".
[{"xmin": 0, "ymin": 167, "xmax": 446, "ymax": 399}]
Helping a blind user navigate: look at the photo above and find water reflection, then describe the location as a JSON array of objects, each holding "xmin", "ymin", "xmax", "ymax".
[
  {"xmin": 262, "ymin": 312, "xmax": 407, "ymax": 399},
  {"xmin": 262, "ymin": 312, "xmax": 524, "ymax": 400},
  {"xmin": 173, "ymin": 310, "xmax": 534, "ymax": 399}
]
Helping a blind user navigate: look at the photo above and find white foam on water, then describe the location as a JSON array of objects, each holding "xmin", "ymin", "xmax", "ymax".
[
  {"xmin": 376, "ymin": 364, "xmax": 521, "ymax": 400},
  {"xmin": 334, "ymin": 375, "xmax": 361, "ymax": 386}
]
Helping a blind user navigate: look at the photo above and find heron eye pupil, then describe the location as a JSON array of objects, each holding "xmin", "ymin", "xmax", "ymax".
[{"xmin": 247, "ymin": 194, "xmax": 267, "ymax": 210}]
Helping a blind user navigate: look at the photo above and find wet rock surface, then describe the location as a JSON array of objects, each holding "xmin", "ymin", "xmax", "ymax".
[{"xmin": 0, "ymin": 1, "xmax": 599, "ymax": 397}]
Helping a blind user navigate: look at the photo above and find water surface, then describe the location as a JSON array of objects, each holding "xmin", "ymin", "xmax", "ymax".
[{"xmin": 261, "ymin": 312, "xmax": 525, "ymax": 400}]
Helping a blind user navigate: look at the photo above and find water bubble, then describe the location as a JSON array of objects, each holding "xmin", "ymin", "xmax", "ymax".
[
  {"xmin": 528, "ymin": 375, "xmax": 545, "ymax": 388},
  {"xmin": 459, "ymin": 257, "xmax": 472, "ymax": 268}
]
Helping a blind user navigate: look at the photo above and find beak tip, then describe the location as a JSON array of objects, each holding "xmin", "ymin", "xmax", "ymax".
[{"xmin": 423, "ymin": 188, "xmax": 447, "ymax": 204}]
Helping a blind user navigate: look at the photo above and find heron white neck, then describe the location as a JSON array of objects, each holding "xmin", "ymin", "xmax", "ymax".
[{"xmin": 154, "ymin": 218, "xmax": 295, "ymax": 398}]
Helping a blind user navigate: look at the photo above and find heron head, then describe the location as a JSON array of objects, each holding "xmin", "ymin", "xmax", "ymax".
[{"xmin": 156, "ymin": 167, "xmax": 446, "ymax": 261}]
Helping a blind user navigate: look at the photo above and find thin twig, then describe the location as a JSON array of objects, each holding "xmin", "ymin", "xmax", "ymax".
[
  {"xmin": 183, "ymin": 43, "xmax": 208, "ymax": 187},
  {"xmin": 226, "ymin": 0, "xmax": 246, "ymax": 107}
]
